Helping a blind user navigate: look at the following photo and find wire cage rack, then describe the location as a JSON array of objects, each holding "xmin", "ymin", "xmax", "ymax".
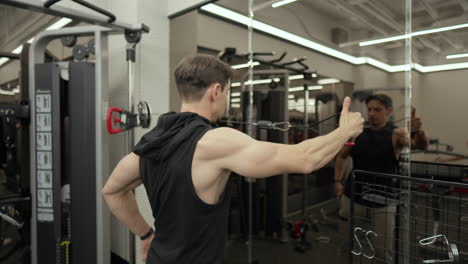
[{"xmin": 349, "ymin": 161, "xmax": 468, "ymax": 264}]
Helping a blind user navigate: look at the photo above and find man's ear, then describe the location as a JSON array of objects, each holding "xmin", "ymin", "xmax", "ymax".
[{"xmin": 208, "ymin": 83, "xmax": 220, "ymax": 102}]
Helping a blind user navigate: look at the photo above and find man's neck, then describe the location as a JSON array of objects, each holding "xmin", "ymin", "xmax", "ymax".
[
  {"xmin": 370, "ymin": 122, "xmax": 388, "ymax": 131},
  {"xmin": 180, "ymin": 102, "xmax": 213, "ymax": 122}
]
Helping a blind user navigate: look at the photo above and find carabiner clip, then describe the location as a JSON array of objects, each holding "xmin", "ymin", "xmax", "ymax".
[
  {"xmin": 363, "ymin": 230, "xmax": 378, "ymax": 259},
  {"xmin": 352, "ymin": 227, "xmax": 365, "ymax": 256}
]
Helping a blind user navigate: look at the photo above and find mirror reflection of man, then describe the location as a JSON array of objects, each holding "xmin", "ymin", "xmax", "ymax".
[{"xmin": 334, "ymin": 94, "xmax": 428, "ymax": 263}]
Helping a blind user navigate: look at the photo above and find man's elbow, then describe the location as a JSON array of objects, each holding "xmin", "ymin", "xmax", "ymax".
[
  {"xmin": 101, "ymin": 187, "xmax": 112, "ymax": 200},
  {"xmin": 301, "ymin": 157, "xmax": 320, "ymax": 174}
]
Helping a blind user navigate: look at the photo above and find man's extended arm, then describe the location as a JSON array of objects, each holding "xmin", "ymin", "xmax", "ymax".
[{"xmin": 198, "ymin": 97, "xmax": 364, "ymax": 178}]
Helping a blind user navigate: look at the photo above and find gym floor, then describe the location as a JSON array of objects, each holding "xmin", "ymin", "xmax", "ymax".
[{"xmin": 225, "ymin": 210, "xmax": 349, "ymax": 264}]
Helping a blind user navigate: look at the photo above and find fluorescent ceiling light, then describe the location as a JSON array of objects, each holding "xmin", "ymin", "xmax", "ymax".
[
  {"xmin": 288, "ymin": 94, "xmax": 295, "ymax": 99},
  {"xmin": 0, "ymin": 58, "xmax": 9, "ymax": 66},
  {"xmin": 415, "ymin": 62, "xmax": 468, "ymax": 73},
  {"xmin": 289, "ymin": 85, "xmax": 323, "ymax": 92},
  {"xmin": 231, "ymin": 103, "xmax": 240, "ymax": 108},
  {"xmin": 318, "ymin": 78, "xmax": 340, "ymax": 85},
  {"xmin": 272, "ymin": 0, "xmax": 297, "ymax": 8},
  {"xmin": 27, "ymin": 38, "xmax": 35, "ymax": 44},
  {"xmin": 231, "ymin": 92, "xmax": 241, "ymax": 97},
  {"xmin": 200, "ymin": 4, "xmax": 468, "ymax": 73},
  {"xmin": 288, "ymin": 73, "xmax": 317, "ymax": 80},
  {"xmin": 231, "ymin": 98, "xmax": 241, "ymax": 103},
  {"xmin": 231, "ymin": 61, "xmax": 260, "ymax": 69},
  {"xmin": 308, "ymin": 85, "xmax": 323, "ymax": 90},
  {"xmin": 46, "ymin": 18, "xmax": 72, "ymax": 31},
  {"xmin": 359, "ymin": 35, "xmax": 407, "ymax": 47},
  {"xmin": 231, "ymin": 78, "xmax": 280, "ymax": 87},
  {"xmin": 289, "ymin": 86, "xmax": 305, "ymax": 92},
  {"xmin": 12, "ymin": 45, "xmax": 23, "ymax": 54},
  {"xmin": 360, "ymin": 23, "xmax": 468, "ymax": 47},
  {"xmin": 289, "ymin": 74, "xmax": 303, "ymax": 80},
  {"xmin": 446, "ymin": 53, "xmax": 468, "ymax": 59}
]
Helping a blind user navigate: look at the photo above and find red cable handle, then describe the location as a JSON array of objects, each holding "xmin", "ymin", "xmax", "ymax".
[{"xmin": 107, "ymin": 107, "xmax": 123, "ymax": 134}]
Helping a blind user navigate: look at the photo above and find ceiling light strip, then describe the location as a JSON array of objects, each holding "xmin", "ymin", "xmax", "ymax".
[
  {"xmin": 272, "ymin": 0, "xmax": 298, "ymax": 8},
  {"xmin": 446, "ymin": 53, "xmax": 468, "ymax": 59},
  {"xmin": 360, "ymin": 23, "xmax": 468, "ymax": 47}
]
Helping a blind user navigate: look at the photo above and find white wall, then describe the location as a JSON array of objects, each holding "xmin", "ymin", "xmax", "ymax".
[{"xmin": 418, "ymin": 70, "xmax": 468, "ymax": 154}]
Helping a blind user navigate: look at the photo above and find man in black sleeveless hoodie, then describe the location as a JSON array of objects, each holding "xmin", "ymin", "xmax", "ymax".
[
  {"xmin": 334, "ymin": 94, "xmax": 428, "ymax": 263},
  {"xmin": 102, "ymin": 54, "xmax": 365, "ymax": 263}
]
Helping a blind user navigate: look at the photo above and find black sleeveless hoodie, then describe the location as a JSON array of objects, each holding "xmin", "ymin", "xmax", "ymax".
[
  {"xmin": 345, "ymin": 123, "xmax": 399, "ymax": 206},
  {"xmin": 133, "ymin": 112, "xmax": 232, "ymax": 264}
]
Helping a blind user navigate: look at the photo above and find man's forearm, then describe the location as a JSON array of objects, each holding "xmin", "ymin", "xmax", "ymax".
[
  {"xmin": 298, "ymin": 127, "xmax": 351, "ymax": 172},
  {"xmin": 104, "ymin": 191, "xmax": 151, "ymax": 238},
  {"xmin": 334, "ymin": 156, "xmax": 346, "ymax": 182},
  {"xmin": 412, "ymin": 131, "xmax": 429, "ymax": 150}
]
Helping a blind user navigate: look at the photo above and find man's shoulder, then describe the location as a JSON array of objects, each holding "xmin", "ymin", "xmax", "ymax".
[
  {"xmin": 202, "ymin": 127, "xmax": 243, "ymax": 141},
  {"xmin": 196, "ymin": 127, "xmax": 250, "ymax": 161}
]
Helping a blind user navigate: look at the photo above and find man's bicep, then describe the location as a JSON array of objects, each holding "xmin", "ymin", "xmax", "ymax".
[{"xmin": 102, "ymin": 152, "xmax": 142, "ymax": 195}]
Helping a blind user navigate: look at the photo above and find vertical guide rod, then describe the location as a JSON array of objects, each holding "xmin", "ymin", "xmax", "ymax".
[
  {"xmin": 302, "ymin": 89, "xmax": 309, "ymax": 217},
  {"xmin": 403, "ymin": 0, "xmax": 412, "ymax": 263},
  {"xmin": 126, "ymin": 43, "xmax": 136, "ymax": 264},
  {"xmin": 247, "ymin": 0, "xmax": 254, "ymax": 262}
]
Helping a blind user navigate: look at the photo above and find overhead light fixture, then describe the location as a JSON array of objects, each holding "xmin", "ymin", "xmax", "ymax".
[
  {"xmin": 272, "ymin": 0, "xmax": 298, "ymax": 8},
  {"xmin": 200, "ymin": 4, "xmax": 468, "ymax": 73},
  {"xmin": 231, "ymin": 103, "xmax": 240, "ymax": 108},
  {"xmin": 289, "ymin": 74, "xmax": 303, "ymax": 80},
  {"xmin": 231, "ymin": 92, "xmax": 241, "ymax": 97},
  {"xmin": 414, "ymin": 62, "xmax": 468, "ymax": 72},
  {"xmin": 289, "ymin": 85, "xmax": 323, "ymax": 92},
  {"xmin": 0, "ymin": 58, "xmax": 9, "ymax": 66},
  {"xmin": 289, "ymin": 86, "xmax": 305, "ymax": 92},
  {"xmin": 360, "ymin": 23, "xmax": 468, "ymax": 47},
  {"xmin": 446, "ymin": 53, "xmax": 468, "ymax": 59},
  {"xmin": 27, "ymin": 38, "xmax": 35, "ymax": 44},
  {"xmin": 288, "ymin": 73, "xmax": 318, "ymax": 80},
  {"xmin": 288, "ymin": 94, "xmax": 295, "ymax": 99},
  {"xmin": 231, "ymin": 78, "xmax": 280, "ymax": 87},
  {"xmin": 308, "ymin": 85, "xmax": 323, "ymax": 90},
  {"xmin": 231, "ymin": 61, "xmax": 260, "ymax": 69},
  {"xmin": 12, "ymin": 45, "xmax": 23, "ymax": 54},
  {"xmin": 46, "ymin": 18, "xmax": 72, "ymax": 31},
  {"xmin": 318, "ymin": 78, "xmax": 340, "ymax": 85},
  {"xmin": 231, "ymin": 98, "xmax": 241, "ymax": 103}
]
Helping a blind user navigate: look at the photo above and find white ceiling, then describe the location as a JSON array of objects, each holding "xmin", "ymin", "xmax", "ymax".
[{"xmin": 216, "ymin": 0, "xmax": 468, "ymax": 66}]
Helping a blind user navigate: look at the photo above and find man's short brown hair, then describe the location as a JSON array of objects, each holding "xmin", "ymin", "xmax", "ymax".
[
  {"xmin": 174, "ymin": 54, "xmax": 232, "ymax": 102},
  {"xmin": 366, "ymin": 93, "xmax": 393, "ymax": 109}
]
